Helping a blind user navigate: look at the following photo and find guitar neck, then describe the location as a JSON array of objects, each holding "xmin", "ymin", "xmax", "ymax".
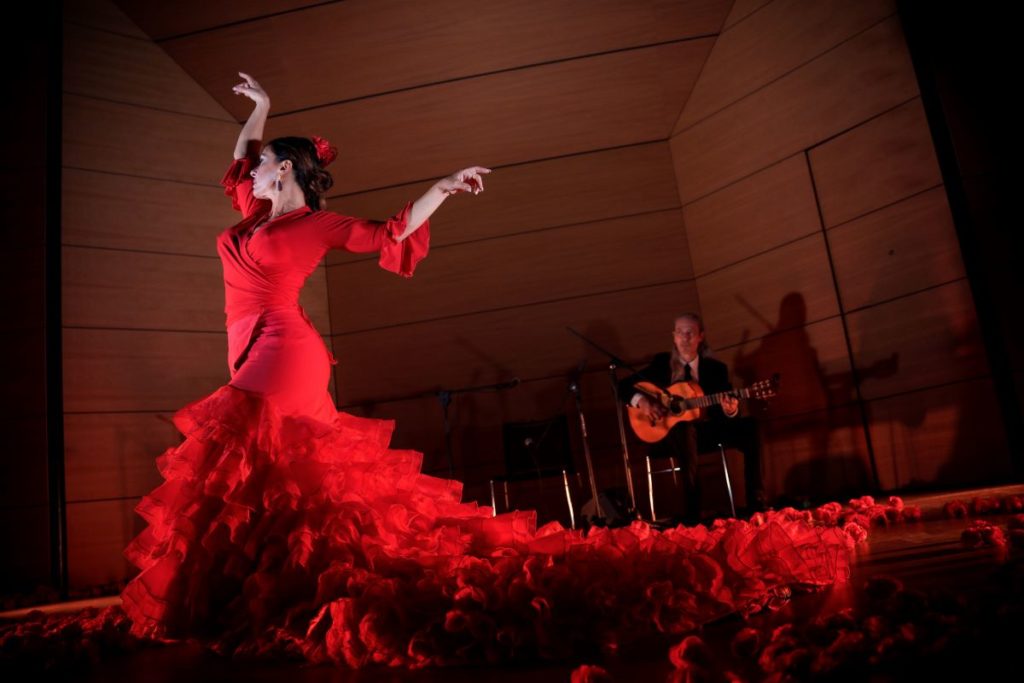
[{"xmin": 686, "ymin": 387, "xmax": 751, "ymax": 409}]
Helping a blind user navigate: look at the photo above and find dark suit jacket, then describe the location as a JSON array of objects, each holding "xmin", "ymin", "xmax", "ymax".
[{"xmin": 618, "ymin": 352, "xmax": 733, "ymax": 421}]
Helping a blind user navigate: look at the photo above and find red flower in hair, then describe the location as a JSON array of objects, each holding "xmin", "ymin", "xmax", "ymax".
[{"xmin": 311, "ymin": 135, "xmax": 338, "ymax": 166}]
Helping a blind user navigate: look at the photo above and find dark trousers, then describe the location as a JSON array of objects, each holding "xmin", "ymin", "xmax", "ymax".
[{"xmin": 650, "ymin": 416, "xmax": 764, "ymax": 522}]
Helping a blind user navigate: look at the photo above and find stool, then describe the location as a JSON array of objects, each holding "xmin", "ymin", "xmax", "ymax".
[
  {"xmin": 645, "ymin": 443, "xmax": 738, "ymax": 521},
  {"xmin": 490, "ymin": 470, "xmax": 579, "ymax": 529}
]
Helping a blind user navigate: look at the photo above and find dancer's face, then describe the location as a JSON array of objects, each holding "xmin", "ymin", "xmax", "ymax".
[
  {"xmin": 672, "ymin": 317, "xmax": 703, "ymax": 360},
  {"xmin": 250, "ymin": 146, "xmax": 288, "ymax": 198}
]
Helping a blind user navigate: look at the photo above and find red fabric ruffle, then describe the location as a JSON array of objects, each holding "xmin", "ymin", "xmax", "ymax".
[
  {"xmin": 220, "ymin": 157, "xmax": 255, "ymax": 214},
  {"xmin": 118, "ymin": 384, "xmax": 857, "ymax": 668},
  {"xmin": 379, "ymin": 201, "xmax": 429, "ymax": 278}
]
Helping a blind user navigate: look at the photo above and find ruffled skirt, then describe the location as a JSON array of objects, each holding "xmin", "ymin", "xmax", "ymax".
[{"xmin": 120, "ymin": 384, "xmax": 856, "ymax": 668}]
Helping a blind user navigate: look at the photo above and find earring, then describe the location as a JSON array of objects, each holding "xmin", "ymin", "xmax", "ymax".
[{"xmin": 276, "ymin": 177, "xmax": 283, "ymax": 192}]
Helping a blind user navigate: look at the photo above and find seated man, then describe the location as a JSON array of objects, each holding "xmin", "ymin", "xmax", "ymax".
[{"xmin": 618, "ymin": 313, "xmax": 766, "ymax": 523}]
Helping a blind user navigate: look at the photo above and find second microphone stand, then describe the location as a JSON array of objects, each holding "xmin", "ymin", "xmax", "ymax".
[{"xmin": 566, "ymin": 327, "xmax": 645, "ymax": 521}]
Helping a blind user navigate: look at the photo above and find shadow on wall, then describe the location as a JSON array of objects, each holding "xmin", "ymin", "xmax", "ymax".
[{"xmin": 731, "ymin": 292, "xmax": 882, "ymax": 507}]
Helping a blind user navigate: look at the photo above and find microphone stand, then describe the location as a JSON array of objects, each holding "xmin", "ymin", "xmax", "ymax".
[
  {"xmin": 434, "ymin": 377, "xmax": 520, "ymax": 477},
  {"xmin": 566, "ymin": 327, "xmax": 649, "ymax": 520},
  {"xmin": 568, "ymin": 360, "xmax": 603, "ymax": 523}
]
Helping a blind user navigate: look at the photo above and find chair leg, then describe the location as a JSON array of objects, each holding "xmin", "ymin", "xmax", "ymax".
[
  {"xmin": 718, "ymin": 443, "xmax": 737, "ymax": 518},
  {"xmin": 489, "ymin": 479, "xmax": 498, "ymax": 516},
  {"xmin": 646, "ymin": 455, "xmax": 656, "ymax": 521},
  {"xmin": 503, "ymin": 480, "xmax": 511, "ymax": 510},
  {"xmin": 562, "ymin": 469, "xmax": 575, "ymax": 530},
  {"xmin": 668, "ymin": 456, "xmax": 679, "ymax": 487}
]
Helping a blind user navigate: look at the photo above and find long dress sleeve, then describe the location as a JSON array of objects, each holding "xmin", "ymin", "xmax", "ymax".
[
  {"xmin": 221, "ymin": 150, "xmax": 270, "ymax": 220},
  {"xmin": 319, "ymin": 201, "xmax": 430, "ymax": 277}
]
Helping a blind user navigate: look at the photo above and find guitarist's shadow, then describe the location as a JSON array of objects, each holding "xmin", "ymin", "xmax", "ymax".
[{"xmin": 731, "ymin": 292, "xmax": 882, "ymax": 506}]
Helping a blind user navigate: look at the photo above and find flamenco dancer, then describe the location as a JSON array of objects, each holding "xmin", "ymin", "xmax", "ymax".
[{"xmin": 115, "ymin": 73, "xmax": 857, "ymax": 667}]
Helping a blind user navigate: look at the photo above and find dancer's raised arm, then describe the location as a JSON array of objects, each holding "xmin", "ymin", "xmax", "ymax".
[{"xmin": 231, "ymin": 71, "xmax": 270, "ymax": 160}]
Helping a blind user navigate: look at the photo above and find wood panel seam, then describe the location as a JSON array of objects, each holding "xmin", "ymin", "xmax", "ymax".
[
  {"xmin": 329, "ymin": 139, "xmax": 670, "ymax": 199},
  {"xmin": 260, "ymin": 37, "xmax": 718, "ymax": 119},
  {"xmin": 64, "ymin": 19, "xmax": 149, "ymax": 43},
  {"xmin": 326, "ymin": 206, "xmax": 684, "ymax": 268},
  {"xmin": 64, "ymin": 91, "xmax": 233, "ymax": 123},
  {"xmin": 328, "ymin": 278, "xmax": 697, "ymax": 338}
]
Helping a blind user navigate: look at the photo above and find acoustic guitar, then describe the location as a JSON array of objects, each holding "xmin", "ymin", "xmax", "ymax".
[{"xmin": 626, "ymin": 375, "xmax": 779, "ymax": 443}]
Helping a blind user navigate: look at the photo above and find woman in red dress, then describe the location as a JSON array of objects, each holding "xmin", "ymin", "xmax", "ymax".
[{"xmin": 116, "ymin": 73, "xmax": 858, "ymax": 668}]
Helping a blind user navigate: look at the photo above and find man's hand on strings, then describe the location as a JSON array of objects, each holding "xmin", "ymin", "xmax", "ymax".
[
  {"xmin": 638, "ymin": 396, "xmax": 667, "ymax": 424},
  {"xmin": 720, "ymin": 395, "xmax": 739, "ymax": 417}
]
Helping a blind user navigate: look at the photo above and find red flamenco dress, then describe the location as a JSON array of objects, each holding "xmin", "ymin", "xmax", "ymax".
[{"xmin": 118, "ymin": 153, "xmax": 859, "ymax": 668}]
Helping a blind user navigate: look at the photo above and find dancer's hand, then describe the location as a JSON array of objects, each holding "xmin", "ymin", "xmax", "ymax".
[
  {"xmin": 232, "ymin": 72, "xmax": 270, "ymax": 107},
  {"xmin": 436, "ymin": 167, "xmax": 491, "ymax": 196}
]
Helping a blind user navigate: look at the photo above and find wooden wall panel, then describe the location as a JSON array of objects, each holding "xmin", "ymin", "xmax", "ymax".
[
  {"xmin": 64, "ymin": 22, "xmax": 230, "ymax": 119},
  {"xmin": 147, "ymin": 0, "xmax": 727, "ymax": 113},
  {"xmin": 829, "ymin": 187, "xmax": 966, "ymax": 312},
  {"xmin": 867, "ymin": 378, "xmax": 1012, "ymax": 490},
  {"xmin": 809, "ymin": 98, "xmax": 944, "ymax": 227},
  {"xmin": 63, "ymin": 247, "xmax": 331, "ymax": 333},
  {"xmin": 63, "ymin": 247, "xmax": 225, "ymax": 330},
  {"xmin": 695, "ymin": 233, "xmax": 840, "ymax": 349},
  {"xmin": 332, "ymin": 281, "xmax": 700, "ymax": 405},
  {"xmin": 279, "ymin": 41, "xmax": 709, "ymax": 195},
  {"xmin": 847, "ymin": 280, "xmax": 989, "ymax": 401},
  {"xmin": 670, "ymin": 16, "xmax": 918, "ymax": 204},
  {"xmin": 64, "ymin": 412, "xmax": 180, "ymax": 502},
  {"xmin": 63, "ymin": 94, "xmax": 238, "ymax": 184},
  {"xmin": 66, "ymin": 498, "xmax": 141, "ymax": 588},
  {"xmin": 683, "ymin": 154, "xmax": 819, "ymax": 276},
  {"xmin": 714, "ymin": 317, "xmax": 854, "ymax": 419},
  {"xmin": 66, "ymin": 0, "xmax": 149, "ymax": 38},
  {"xmin": 328, "ymin": 210, "xmax": 689, "ymax": 333},
  {"xmin": 676, "ymin": 0, "xmax": 895, "ymax": 133},
  {"xmin": 63, "ymin": 328, "xmax": 229, "ymax": 413},
  {"xmin": 114, "ymin": 0, "xmax": 315, "ymax": 40},
  {"xmin": 62, "ymin": 169, "xmax": 237, "ymax": 257},
  {"xmin": 326, "ymin": 143, "xmax": 680, "ymax": 266}
]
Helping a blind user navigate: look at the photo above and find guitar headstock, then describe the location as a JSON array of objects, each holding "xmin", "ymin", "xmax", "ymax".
[{"xmin": 749, "ymin": 373, "xmax": 780, "ymax": 401}]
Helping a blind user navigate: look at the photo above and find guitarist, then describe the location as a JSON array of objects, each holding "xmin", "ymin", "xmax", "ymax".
[{"xmin": 618, "ymin": 313, "xmax": 766, "ymax": 523}]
